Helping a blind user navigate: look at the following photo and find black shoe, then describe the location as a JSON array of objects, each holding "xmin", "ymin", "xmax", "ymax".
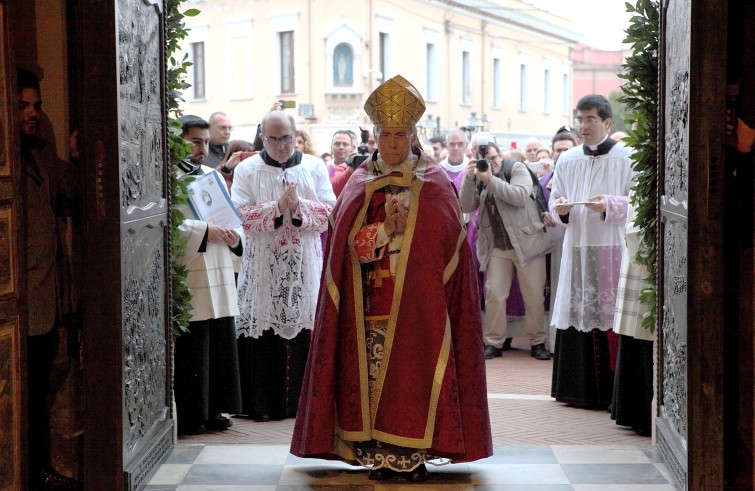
[
  {"xmin": 530, "ymin": 343, "xmax": 552, "ymax": 360},
  {"xmin": 502, "ymin": 338, "xmax": 513, "ymax": 351},
  {"xmin": 178, "ymin": 422, "xmax": 207, "ymax": 435},
  {"xmin": 484, "ymin": 345, "xmax": 503, "ymax": 359},
  {"xmin": 206, "ymin": 414, "xmax": 233, "ymax": 431},
  {"xmin": 39, "ymin": 468, "xmax": 83, "ymax": 490},
  {"xmin": 368, "ymin": 467, "xmax": 398, "ymax": 480},
  {"xmin": 255, "ymin": 414, "xmax": 271, "ymax": 422},
  {"xmin": 634, "ymin": 427, "xmax": 651, "ymax": 437},
  {"xmin": 407, "ymin": 464, "xmax": 429, "ymax": 482}
]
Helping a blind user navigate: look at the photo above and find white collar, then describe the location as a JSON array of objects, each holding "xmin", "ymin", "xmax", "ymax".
[
  {"xmin": 440, "ymin": 155, "xmax": 468, "ymax": 172},
  {"xmin": 587, "ymin": 135, "xmax": 609, "ymax": 151}
]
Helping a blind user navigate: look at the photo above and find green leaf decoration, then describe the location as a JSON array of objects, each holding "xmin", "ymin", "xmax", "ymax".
[
  {"xmin": 166, "ymin": 0, "xmax": 199, "ymax": 337},
  {"xmin": 619, "ymin": 0, "xmax": 659, "ymax": 334}
]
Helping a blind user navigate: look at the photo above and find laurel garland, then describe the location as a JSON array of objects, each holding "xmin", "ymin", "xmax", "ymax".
[
  {"xmin": 619, "ymin": 0, "xmax": 660, "ymax": 332},
  {"xmin": 166, "ymin": 0, "xmax": 200, "ymax": 336}
]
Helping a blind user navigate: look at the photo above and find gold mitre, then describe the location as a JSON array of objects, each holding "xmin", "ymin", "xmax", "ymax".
[{"xmin": 364, "ymin": 75, "xmax": 426, "ymax": 127}]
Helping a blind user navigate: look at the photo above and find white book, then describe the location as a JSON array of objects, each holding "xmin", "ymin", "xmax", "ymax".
[{"xmin": 186, "ymin": 171, "xmax": 242, "ymax": 229}]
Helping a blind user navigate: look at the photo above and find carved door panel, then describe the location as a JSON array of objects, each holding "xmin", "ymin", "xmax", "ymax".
[
  {"xmin": 0, "ymin": 4, "xmax": 23, "ymax": 490},
  {"xmin": 72, "ymin": 0, "xmax": 173, "ymax": 489},
  {"xmin": 658, "ymin": 0, "xmax": 727, "ymax": 489},
  {"xmin": 656, "ymin": 2, "xmax": 690, "ymax": 486}
]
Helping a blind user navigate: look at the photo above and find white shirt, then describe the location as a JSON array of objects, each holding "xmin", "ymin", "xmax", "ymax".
[{"xmin": 548, "ymin": 142, "xmax": 634, "ymax": 332}]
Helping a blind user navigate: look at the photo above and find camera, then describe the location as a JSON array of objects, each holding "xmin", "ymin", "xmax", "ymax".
[
  {"xmin": 278, "ymin": 99, "xmax": 296, "ymax": 109},
  {"xmin": 349, "ymin": 128, "xmax": 372, "ymax": 169},
  {"xmin": 475, "ymin": 134, "xmax": 491, "ymax": 173}
]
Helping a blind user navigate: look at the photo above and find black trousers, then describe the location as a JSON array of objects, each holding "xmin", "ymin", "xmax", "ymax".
[
  {"xmin": 174, "ymin": 317, "xmax": 242, "ymax": 425},
  {"xmin": 238, "ymin": 329, "xmax": 311, "ymax": 420},
  {"xmin": 551, "ymin": 327, "xmax": 614, "ymax": 408},
  {"xmin": 612, "ymin": 334, "xmax": 654, "ymax": 433},
  {"xmin": 27, "ymin": 328, "xmax": 59, "ymax": 477}
]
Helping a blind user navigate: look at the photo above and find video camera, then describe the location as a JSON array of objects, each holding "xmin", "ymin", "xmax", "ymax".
[
  {"xmin": 349, "ymin": 128, "xmax": 372, "ymax": 169},
  {"xmin": 475, "ymin": 134, "xmax": 491, "ymax": 173}
]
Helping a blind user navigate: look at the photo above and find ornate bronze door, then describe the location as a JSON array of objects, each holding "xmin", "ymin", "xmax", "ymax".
[
  {"xmin": 656, "ymin": 1, "xmax": 691, "ymax": 486},
  {"xmin": 72, "ymin": 0, "xmax": 174, "ymax": 488}
]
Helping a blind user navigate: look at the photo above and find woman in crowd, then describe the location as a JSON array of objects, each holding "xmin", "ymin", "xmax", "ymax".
[{"xmin": 216, "ymin": 139, "xmax": 254, "ymax": 190}]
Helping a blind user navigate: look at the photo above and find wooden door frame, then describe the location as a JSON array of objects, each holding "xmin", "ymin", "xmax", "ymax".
[{"xmin": 686, "ymin": 0, "xmax": 727, "ymax": 483}]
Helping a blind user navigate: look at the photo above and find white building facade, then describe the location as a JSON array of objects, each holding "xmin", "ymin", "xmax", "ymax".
[{"xmin": 178, "ymin": 0, "xmax": 582, "ymax": 153}]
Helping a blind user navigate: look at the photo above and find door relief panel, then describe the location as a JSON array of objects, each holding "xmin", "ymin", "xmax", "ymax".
[
  {"xmin": 658, "ymin": 0, "xmax": 690, "ymax": 489},
  {"xmin": 117, "ymin": 0, "xmax": 171, "ymax": 488}
]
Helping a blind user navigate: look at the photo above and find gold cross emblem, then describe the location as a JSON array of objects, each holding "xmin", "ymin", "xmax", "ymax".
[{"xmin": 367, "ymin": 264, "xmax": 391, "ymax": 288}]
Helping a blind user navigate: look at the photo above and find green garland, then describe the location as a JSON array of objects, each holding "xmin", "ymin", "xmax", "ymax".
[
  {"xmin": 619, "ymin": 0, "xmax": 659, "ymax": 332},
  {"xmin": 166, "ymin": 0, "xmax": 200, "ymax": 336}
]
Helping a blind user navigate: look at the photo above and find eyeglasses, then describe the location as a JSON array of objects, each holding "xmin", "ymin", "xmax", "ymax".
[
  {"xmin": 263, "ymin": 134, "xmax": 294, "ymax": 145},
  {"xmin": 574, "ymin": 117, "xmax": 603, "ymax": 127}
]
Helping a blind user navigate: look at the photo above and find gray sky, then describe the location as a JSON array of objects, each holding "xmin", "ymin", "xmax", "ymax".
[{"xmin": 529, "ymin": 0, "xmax": 633, "ymax": 50}]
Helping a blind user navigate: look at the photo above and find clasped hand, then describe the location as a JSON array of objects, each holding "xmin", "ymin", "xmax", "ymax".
[
  {"xmin": 383, "ymin": 195, "xmax": 407, "ymax": 236},
  {"xmin": 208, "ymin": 223, "xmax": 238, "ymax": 245},
  {"xmin": 278, "ymin": 182, "xmax": 300, "ymax": 212}
]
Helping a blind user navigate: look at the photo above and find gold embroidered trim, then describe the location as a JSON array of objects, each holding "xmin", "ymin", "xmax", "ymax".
[
  {"xmin": 424, "ymin": 317, "xmax": 452, "ymax": 442},
  {"xmin": 325, "ymin": 264, "xmax": 339, "ymax": 312},
  {"xmin": 443, "ymin": 228, "xmax": 464, "ymax": 284},
  {"xmin": 347, "ymin": 185, "xmax": 373, "ymax": 433},
  {"xmin": 339, "ymin": 427, "xmax": 372, "ymax": 441}
]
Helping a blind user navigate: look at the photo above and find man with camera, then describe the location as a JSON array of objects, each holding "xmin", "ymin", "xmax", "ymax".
[
  {"xmin": 330, "ymin": 128, "xmax": 374, "ymax": 196},
  {"xmin": 459, "ymin": 135, "xmax": 555, "ymax": 361}
]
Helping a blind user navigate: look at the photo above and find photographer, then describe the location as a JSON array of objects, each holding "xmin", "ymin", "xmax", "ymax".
[
  {"xmin": 459, "ymin": 136, "xmax": 554, "ymax": 361},
  {"xmin": 330, "ymin": 127, "xmax": 372, "ymax": 196},
  {"xmin": 349, "ymin": 127, "xmax": 373, "ymax": 166}
]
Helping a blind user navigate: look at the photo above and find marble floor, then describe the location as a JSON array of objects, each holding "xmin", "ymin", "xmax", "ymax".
[
  {"xmin": 146, "ymin": 443, "xmax": 677, "ymax": 490},
  {"xmin": 146, "ymin": 335, "xmax": 678, "ymax": 490}
]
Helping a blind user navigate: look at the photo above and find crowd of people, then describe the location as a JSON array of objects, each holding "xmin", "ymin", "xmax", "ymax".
[
  {"xmin": 166, "ymin": 80, "xmax": 654, "ymax": 482},
  {"xmin": 19, "ymin": 61, "xmax": 652, "ymax": 487}
]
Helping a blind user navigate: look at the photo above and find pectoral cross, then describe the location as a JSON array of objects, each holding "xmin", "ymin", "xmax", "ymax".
[{"xmin": 367, "ymin": 264, "xmax": 391, "ymax": 288}]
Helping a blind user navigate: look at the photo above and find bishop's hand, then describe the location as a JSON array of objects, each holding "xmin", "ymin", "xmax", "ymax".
[{"xmin": 383, "ymin": 195, "xmax": 407, "ymax": 236}]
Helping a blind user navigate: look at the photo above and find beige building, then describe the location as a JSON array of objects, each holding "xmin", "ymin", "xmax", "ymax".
[{"xmin": 179, "ymin": 0, "xmax": 581, "ymax": 153}]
